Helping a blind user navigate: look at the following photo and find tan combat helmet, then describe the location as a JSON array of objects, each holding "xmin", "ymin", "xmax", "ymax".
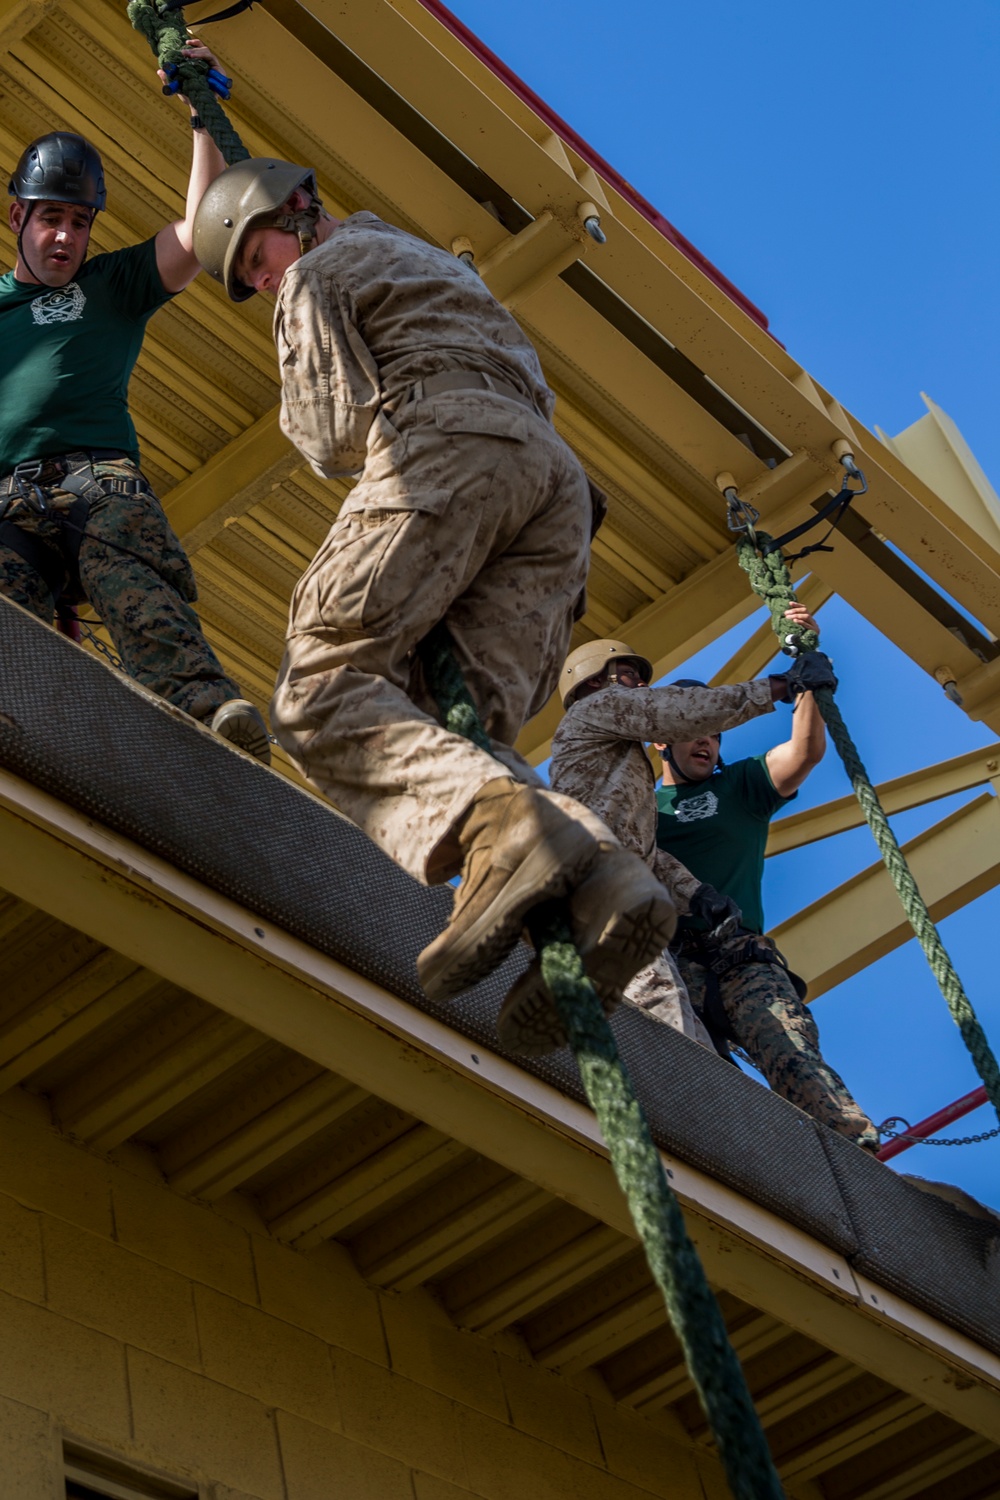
[
  {"xmin": 560, "ymin": 639, "xmax": 653, "ymax": 708},
  {"xmin": 193, "ymin": 158, "xmax": 321, "ymax": 302}
]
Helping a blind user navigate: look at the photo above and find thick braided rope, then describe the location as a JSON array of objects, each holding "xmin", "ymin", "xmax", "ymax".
[
  {"xmin": 419, "ymin": 621, "xmax": 784, "ymax": 1500},
  {"xmin": 737, "ymin": 534, "xmax": 1000, "ymax": 1125},
  {"xmin": 128, "ymin": 0, "xmax": 250, "ymax": 164}
]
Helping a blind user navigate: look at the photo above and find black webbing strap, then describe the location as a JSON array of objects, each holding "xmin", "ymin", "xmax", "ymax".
[
  {"xmin": 161, "ymin": 0, "xmax": 253, "ymax": 20},
  {"xmin": 760, "ymin": 468, "xmax": 868, "ymax": 563},
  {"xmin": 0, "ymin": 520, "xmax": 65, "ymax": 600}
]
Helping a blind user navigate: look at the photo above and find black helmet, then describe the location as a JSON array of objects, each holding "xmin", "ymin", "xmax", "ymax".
[{"xmin": 8, "ymin": 133, "xmax": 106, "ymax": 212}]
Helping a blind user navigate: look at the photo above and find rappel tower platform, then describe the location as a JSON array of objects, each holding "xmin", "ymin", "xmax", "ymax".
[{"xmin": 1, "ymin": 2, "xmax": 999, "ymax": 1498}]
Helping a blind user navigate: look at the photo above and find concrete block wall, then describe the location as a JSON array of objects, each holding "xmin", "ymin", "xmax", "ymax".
[{"xmin": 0, "ymin": 1091, "xmax": 726, "ymax": 1500}]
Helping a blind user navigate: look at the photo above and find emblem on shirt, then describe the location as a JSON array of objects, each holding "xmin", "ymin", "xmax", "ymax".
[
  {"xmin": 30, "ymin": 282, "xmax": 86, "ymax": 325},
  {"xmin": 674, "ymin": 789, "xmax": 718, "ymax": 823}
]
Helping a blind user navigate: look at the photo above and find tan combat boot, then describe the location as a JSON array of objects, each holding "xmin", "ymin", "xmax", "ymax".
[
  {"xmin": 417, "ymin": 779, "xmax": 601, "ymax": 1003},
  {"xmin": 210, "ymin": 698, "xmax": 272, "ymax": 764},
  {"xmin": 496, "ymin": 844, "xmax": 676, "ymax": 1055}
]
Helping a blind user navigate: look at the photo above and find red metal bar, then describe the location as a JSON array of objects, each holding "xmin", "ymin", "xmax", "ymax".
[
  {"xmin": 877, "ymin": 1085, "xmax": 990, "ymax": 1162},
  {"xmin": 413, "ymin": 0, "xmax": 772, "ymax": 335}
]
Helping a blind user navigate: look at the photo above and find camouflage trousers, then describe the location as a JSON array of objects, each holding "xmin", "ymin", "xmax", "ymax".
[
  {"xmin": 677, "ymin": 937, "xmax": 879, "ymax": 1149},
  {"xmin": 272, "ymin": 394, "xmax": 594, "ymax": 883},
  {"xmin": 0, "ymin": 458, "xmax": 241, "ymax": 721},
  {"xmin": 624, "ymin": 948, "xmax": 714, "ymax": 1049}
]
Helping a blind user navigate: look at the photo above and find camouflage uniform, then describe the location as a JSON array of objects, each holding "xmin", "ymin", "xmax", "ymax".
[
  {"xmin": 0, "ymin": 457, "xmax": 241, "ymax": 721},
  {"xmin": 270, "ymin": 213, "xmax": 599, "ymax": 883},
  {"xmin": 676, "ymin": 930, "xmax": 879, "ymax": 1148},
  {"xmin": 549, "ymin": 680, "xmax": 774, "ymax": 1047}
]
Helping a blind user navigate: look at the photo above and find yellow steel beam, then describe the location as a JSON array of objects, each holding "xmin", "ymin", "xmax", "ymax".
[
  {"xmin": 0, "ymin": 0, "xmax": 57, "ymax": 51},
  {"xmin": 767, "ymin": 743, "xmax": 1000, "ymax": 856},
  {"xmin": 2, "ymin": 770, "xmax": 1000, "ymax": 1435},
  {"xmin": 710, "ymin": 575, "xmax": 834, "ymax": 688},
  {"xmin": 162, "ymin": 408, "xmax": 301, "ymax": 550},
  {"xmin": 772, "ymin": 792, "xmax": 1000, "ymax": 997},
  {"xmin": 515, "ymin": 546, "xmax": 761, "ymax": 763}
]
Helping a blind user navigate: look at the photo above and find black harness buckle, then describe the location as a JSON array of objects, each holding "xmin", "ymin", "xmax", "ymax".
[{"xmin": 10, "ymin": 459, "xmax": 49, "ymax": 515}]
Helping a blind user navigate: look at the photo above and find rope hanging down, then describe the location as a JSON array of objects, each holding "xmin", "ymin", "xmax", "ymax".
[
  {"xmin": 734, "ymin": 514, "xmax": 1000, "ymax": 1131},
  {"xmin": 128, "ymin": 0, "xmax": 249, "ymax": 164},
  {"xmin": 419, "ymin": 624, "xmax": 784, "ymax": 1500}
]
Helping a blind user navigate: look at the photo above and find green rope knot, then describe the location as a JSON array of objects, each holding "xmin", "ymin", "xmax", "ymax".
[{"xmin": 127, "ymin": 0, "xmax": 250, "ymax": 164}]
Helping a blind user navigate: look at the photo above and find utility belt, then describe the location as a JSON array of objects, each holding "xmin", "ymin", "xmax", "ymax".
[
  {"xmin": 397, "ymin": 369, "xmax": 540, "ymax": 416},
  {"xmin": 672, "ymin": 925, "xmax": 808, "ymax": 1060},
  {"xmin": 0, "ymin": 449, "xmax": 150, "ymax": 608}
]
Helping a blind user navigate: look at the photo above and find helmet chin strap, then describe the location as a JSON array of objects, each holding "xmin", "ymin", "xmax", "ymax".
[
  {"xmin": 268, "ymin": 198, "xmax": 322, "ymax": 259},
  {"xmin": 663, "ymin": 744, "xmax": 724, "ymax": 785}
]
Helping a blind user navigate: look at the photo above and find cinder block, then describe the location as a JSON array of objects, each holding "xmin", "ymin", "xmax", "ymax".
[
  {"xmin": 194, "ymin": 1284, "xmax": 338, "ymax": 1427},
  {"xmin": 456, "ymin": 1405, "xmax": 659, "ymax": 1500},
  {"xmin": 380, "ymin": 1289, "xmax": 506, "ymax": 1421},
  {"xmin": 127, "ymin": 1348, "xmax": 284, "ymax": 1500},
  {"xmin": 277, "ymin": 1411, "xmax": 416, "ymax": 1500},
  {"xmin": 0, "ymin": 1190, "xmax": 44, "ymax": 1304},
  {"xmin": 0, "ymin": 1103, "xmax": 112, "ymax": 1236},
  {"xmin": 252, "ymin": 1236, "xmax": 387, "ymax": 1364},
  {"xmin": 497, "ymin": 1351, "xmax": 603, "ymax": 1465},
  {"xmin": 112, "ymin": 1169, "xmax": 257, "ymax": 1303},
  {"xmin": 43, "ymin": 1215, "xmax": 199, "ymax": 1368},
  {"xmin": 0, "ymin": 1394, "xmax": 58, "ymax": 1500},
  {"xmin": 0, "ymin": 1287, "xmax": 129, "ymax": 1440},
  {"xmin": 334, "ymin": 1346, "xmax": 467, "ymax": 1487},
  {"xmin": 592, "ymin": 1401, "xmax": 703, "ymax": 1499}
]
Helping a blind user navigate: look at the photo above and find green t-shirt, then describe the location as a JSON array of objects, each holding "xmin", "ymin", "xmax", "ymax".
[
  {"xmin": 0, "ymin": 238, "xmax": 173, "ymax": 472},
  {"xmin": 655, "ymin": 755, "xmax": 794, "ymax": 934}
]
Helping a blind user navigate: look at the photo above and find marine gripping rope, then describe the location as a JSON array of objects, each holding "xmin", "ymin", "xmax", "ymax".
[
  {"xmin": 124, "ymin": 16, "xmax": 783, "ymax": 1485},
  {"xmin": 128, "ymin": 0, "xmax": 249, "ymax": 164},
  {"xmin": 726, "ymin": 457, "xmax": 1000, "ymax": 1133},
  {"xmin": 419, "ymin": 624, "xmax": 785, "ymax": 1500}
]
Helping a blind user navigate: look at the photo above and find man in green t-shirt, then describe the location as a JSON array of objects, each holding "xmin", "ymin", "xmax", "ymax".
[
  {"xmin": 655, "ymin": 610, "xmax": 877, "ymax": 1150},
  {"xmin": 0, "ymin": 42, "xmax": 268, "ymax": 761}
]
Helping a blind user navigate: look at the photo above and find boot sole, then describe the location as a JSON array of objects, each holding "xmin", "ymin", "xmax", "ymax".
[
  {"xmin": 496, "ymin": 877, "xmax": 676, "ymax": 1057},
  {"xmin": 418, "ymin": 822, "xmax": 599, "ymax": 1002}
]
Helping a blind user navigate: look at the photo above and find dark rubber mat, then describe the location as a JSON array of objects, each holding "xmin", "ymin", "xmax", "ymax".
[{"xmin": 4, "ymin": 597, "xmax": 996, "ymax": 1344}]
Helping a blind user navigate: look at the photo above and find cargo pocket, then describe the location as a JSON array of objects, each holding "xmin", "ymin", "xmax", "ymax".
[{"xmin": 290, "ymin": 483, "xmax": 453, "ymax": 639}]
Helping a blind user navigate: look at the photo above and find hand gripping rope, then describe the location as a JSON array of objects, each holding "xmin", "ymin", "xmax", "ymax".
[
  {"xmin": 720, "ymin": 452, "xmax": 1000, "ymax": 1138},
  {"xmin": 419, "ymin": 623, "xmax": 785, "ymax": 1500},
  {"xmin": 126, "ymin": 10, "xmax": 786, "ymax": 1487},
  {"xmin": 128, "ymin": 0, "xmax": 249, "ymax": 164}
]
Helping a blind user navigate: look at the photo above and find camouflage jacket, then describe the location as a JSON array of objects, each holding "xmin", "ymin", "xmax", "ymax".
[
  {"xmin": 549, "ymin": 681, "xmax": 774, "ymax": 908},
  {"xmin": 273, "ymin": 213, "xmax": 555, "ymax": 479}
]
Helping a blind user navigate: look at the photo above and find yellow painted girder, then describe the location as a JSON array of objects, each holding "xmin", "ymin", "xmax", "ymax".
[
  {"xmin": 772, "ymin": 792, "xmax": 1000, "ymax": 997},
  {"xmin": 768, "ymin": 743, "xmax": 1000, "ymax": 856}
]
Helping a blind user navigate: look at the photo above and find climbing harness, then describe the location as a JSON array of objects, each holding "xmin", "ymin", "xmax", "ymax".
[
  {"xmin": 418, "ymin": 623, "xmax": 784, "ymax": 1500},
  {"xmin": 722, "ymin": 451, "xmax": 1000, "ymax": 1133},
  {"xmin": 673, "ymin": 927, "xmax": 806, "ymax": 1061}
]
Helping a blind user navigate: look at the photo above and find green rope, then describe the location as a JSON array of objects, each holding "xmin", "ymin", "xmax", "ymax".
[
  {"xmin": 737, "ymin": 531, "xmax": 1000, "ymax": 1126},
  {"xmin": 128, "ymin": 0, "xmax": 250, "ymax": 165},
  {"xmin": 419, "ymin": 625, "xmax": 785, "ymax": 1500}
]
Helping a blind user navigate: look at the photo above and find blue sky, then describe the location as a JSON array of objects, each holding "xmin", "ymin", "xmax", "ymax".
[{"xmin": 447, "ymin": 0, "xmax": 1000, "ymax": 1203}]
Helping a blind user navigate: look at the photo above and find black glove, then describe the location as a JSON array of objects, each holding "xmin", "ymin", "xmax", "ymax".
[
  {"xmin": 767, "ymin": 673, "xmax": 790, "ymax": 703},
  {"xmin": 688, "ymin": 883, "xmax": 742, "ymax": 932},
  {"xmin": 785, "ymin": 650, "xmax": 838, "ymax": 696}
]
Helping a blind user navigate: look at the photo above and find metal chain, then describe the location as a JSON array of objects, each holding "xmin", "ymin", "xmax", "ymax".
[
  {"xmin": 877, "ymin": 1116, "xmax": 1000, "ymax": 1148},
  {"xmin": 79, "ymin": 622, "xmax": 123, "ymax": 671}
]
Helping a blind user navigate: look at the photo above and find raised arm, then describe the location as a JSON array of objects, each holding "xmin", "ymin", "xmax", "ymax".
[
  {"xmin": 765, "ymin": 604, "xmax": 827, "ymax": 796},
  {"xmin": 154, "ymin": 40, "xmax": 227, "ymax": 294}
]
